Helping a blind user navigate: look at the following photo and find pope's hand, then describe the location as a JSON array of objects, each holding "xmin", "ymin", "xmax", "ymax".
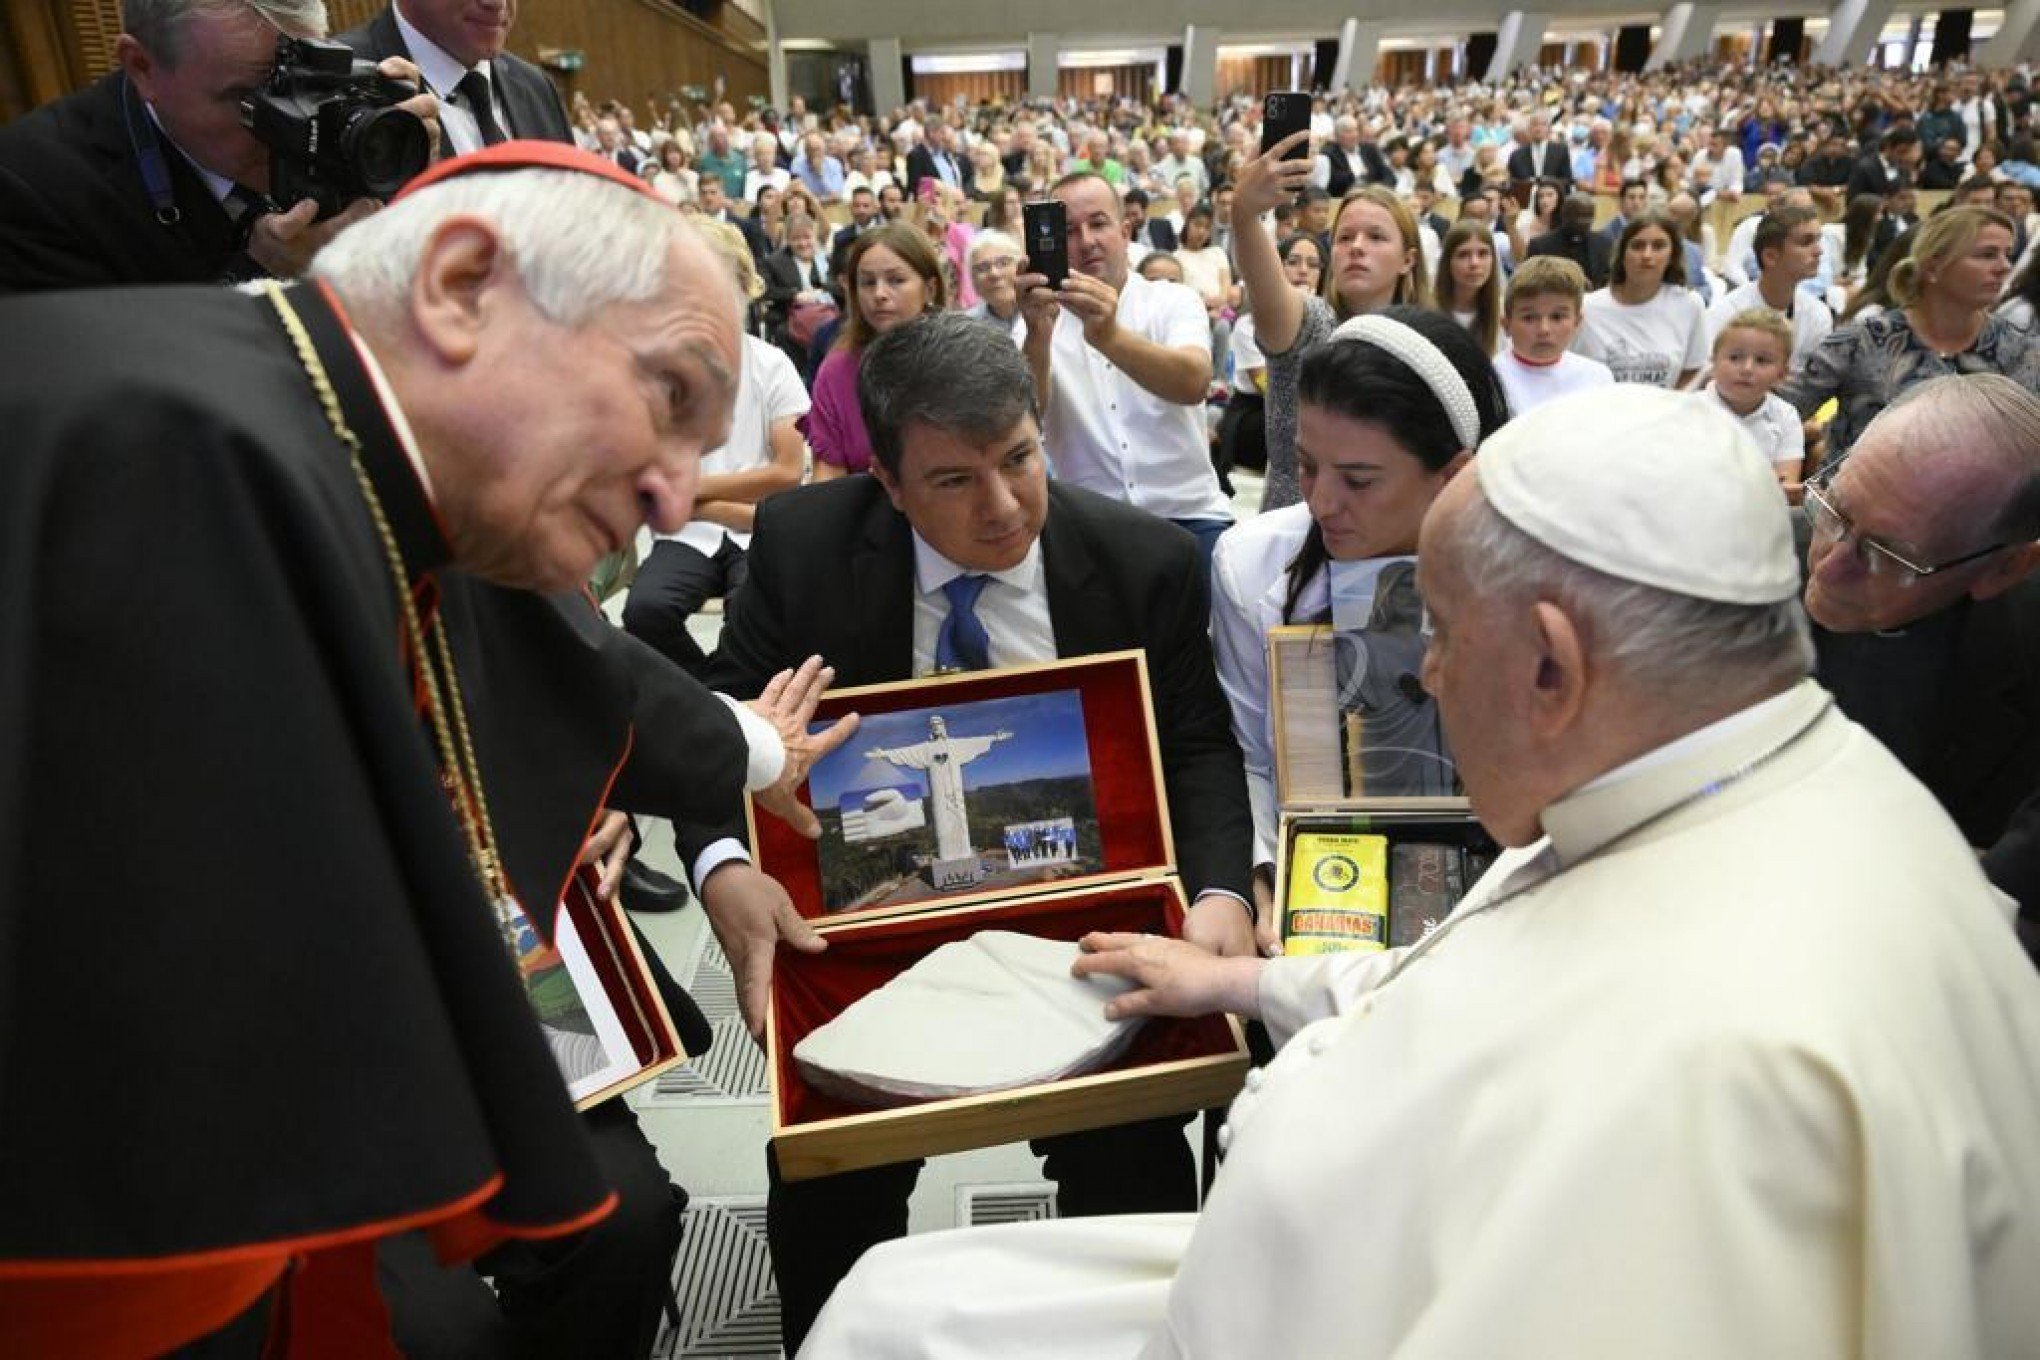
[
  {"xmin": 746, "ymin": 654, "xmax": 860, "ymax": 839},
  {"xmin": 1073, "ymin": 930, "xmax": 1264, "ymax": 1021},
  {"xmin": 700, "ymin": 861, "xmax": 825, "ymax": 1045}
]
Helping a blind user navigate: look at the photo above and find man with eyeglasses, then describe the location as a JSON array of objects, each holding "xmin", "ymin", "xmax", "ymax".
[{"xmin": 1801, "ymin": 374, "xmax": 2040, "ymax": 957}]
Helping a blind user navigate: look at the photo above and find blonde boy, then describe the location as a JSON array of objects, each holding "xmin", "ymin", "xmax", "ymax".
[
  {"xmin": 1493, "ymin": 256, "xmax": 1613, "ymax": 415},
  {"xmin": 1705, "ymin": 308, "xmax": 1804, "ymax": 490}
]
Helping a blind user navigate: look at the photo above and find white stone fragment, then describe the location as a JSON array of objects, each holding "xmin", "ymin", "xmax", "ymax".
[{"xmin": 794, "ymin": 930, "xmax": 1145, "ymax": 1106}]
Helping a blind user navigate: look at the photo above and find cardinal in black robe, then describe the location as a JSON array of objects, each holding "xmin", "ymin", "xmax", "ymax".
[{"xmin": 0, "ymin": 271, "xmax": 750, "ymax": 1355}]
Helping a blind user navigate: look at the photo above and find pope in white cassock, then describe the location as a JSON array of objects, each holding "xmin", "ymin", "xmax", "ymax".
[{"xmin": 801, "ymin": 386, "xmax": 2040, "ymax": 1359}]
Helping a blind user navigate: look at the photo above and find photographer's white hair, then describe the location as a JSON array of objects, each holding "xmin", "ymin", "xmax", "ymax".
[
  {"xmin": 1447, "ymin": 486, "xmax": 1814, "ymax": 708},
  {"xmin": 310, "ymin": 168, "xmax": 718, "ymax": 330},
  {"xmin": 124, "ymin": 0, "xmax": 328, "ymax": 64}
]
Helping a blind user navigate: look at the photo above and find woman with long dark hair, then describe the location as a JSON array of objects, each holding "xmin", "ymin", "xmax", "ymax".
[
  {"xmin": 1825, "ymin": 192, "xmax": 1884, "ymax": 313},
  {"xmin": 1210, "ymin": 307, "xmax": 1509, "ymax": 941},
  {"xmin": 1431, "ymin": 219, "xmax": 1502, "ymax": 356}
]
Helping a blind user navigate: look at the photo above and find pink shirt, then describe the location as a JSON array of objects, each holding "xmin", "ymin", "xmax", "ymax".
[{"xmin": 801, "ymin": 348, "xmax": 873, "ymax": 473}]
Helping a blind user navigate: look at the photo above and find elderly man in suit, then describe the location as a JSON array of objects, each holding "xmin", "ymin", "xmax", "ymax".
[
  {"xmin": 676, "ymin": 310, "xmax": 1256, "ymax": 1353},
  {"xmin": 0, "ymin": 0, "xmax": 438, "ymax": 291},
  {"xmin": 1804, "ymin": 375, "xmax": 2040, "ymax": 921},
  {"xmin": 339, "ymin": 0, "xmax": 570, "ymax": 155},
  {"xmin": 1507, "ymin": 112, "xmax": 1573, "ymax": 191}
]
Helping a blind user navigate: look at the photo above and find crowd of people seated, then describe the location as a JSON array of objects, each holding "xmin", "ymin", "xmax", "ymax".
[{"xmin": 573, "ymin": 57, "xmax": 2040, "ymax": 661}]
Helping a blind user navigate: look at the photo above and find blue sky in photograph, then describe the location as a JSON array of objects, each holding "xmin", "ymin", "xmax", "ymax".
[{"xmin": 808, "ymin": 689, "xmax": 1093, "ymax": 807}]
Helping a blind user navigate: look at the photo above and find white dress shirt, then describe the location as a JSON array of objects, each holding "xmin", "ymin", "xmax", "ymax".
[
  {"xmin": 393, "ymin": 3, "xmax": 505, "ymax": 155},
  {"xmin": 1037, "ymin": 271, "xmax": 1229, "ymax": 522},
  {"xmin": 909, "ymin": 534, "xmax": 1056, "ymax": 676}
]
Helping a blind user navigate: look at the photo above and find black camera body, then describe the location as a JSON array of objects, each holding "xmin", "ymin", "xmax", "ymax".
[{"xmin": 242, "ymin": 36, "xmax": 431, "ymax": 218}]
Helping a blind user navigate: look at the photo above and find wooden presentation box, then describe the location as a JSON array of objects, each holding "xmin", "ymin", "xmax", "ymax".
[
  {"xmin": 750, "ymin": 651, "xmax": 1250, "ymax": 1181},
  {"xmin": 1266, "ymin": 626, "xmax": 1497, "ymax": 951},
  {"xmin": 547, "ymin": 867, "xmax": 688, "ymax": 1110}
]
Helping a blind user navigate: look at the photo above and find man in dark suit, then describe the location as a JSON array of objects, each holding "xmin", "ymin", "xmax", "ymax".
[
  {"xmin": 1845, "ymin": 124, "xmax": 1922, "ymax": 199},
  {"xmin": 832, "ymin": 184, "xmax": 882, "ymax": 256},
  {"xmin": 1526, "ymin": 193, "xmax": 1612, "ymax": 289},
  {"xmin": 1506, "ymin": 113, "xmax": 1573, "ymax": 192},
  {"xmin": 338, "ymin": 0, "xmax": 570, "ymax": 156},
  {"xmin": 0, "ymin": 0, "xmax": 433, "ymax": 293},
  {"xmin": 683, "ymin": 311, "xmax": 1256, "ymax": 1352},
  {"xmin": 698, "ymin": 171, "xmax": 771, "ymax": 267},
  {"xmin": 905, "ymin": 120, "xmax": 964, "ymax": 197},
  {"xmin": 1311, "ymin": 114, "xmax": 1391, "ymax": 197},
  {"xmin": 1803, "ymin": 376, "xmax": 2040, "ymax": 953}
]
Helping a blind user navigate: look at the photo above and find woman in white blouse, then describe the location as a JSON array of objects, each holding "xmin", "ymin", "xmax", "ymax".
[{"xmin": 1209, "ymin": 307, "xmax": 1509, "ymax": 943}]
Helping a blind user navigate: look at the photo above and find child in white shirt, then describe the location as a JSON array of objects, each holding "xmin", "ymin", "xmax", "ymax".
[
  {"xmin": 1492, "ymin": 256, "xmax": 1613, "ymax": 417},
  {"xmin": 1704, "ymin": 307, "xmax": 1805, "ymax": 496}
]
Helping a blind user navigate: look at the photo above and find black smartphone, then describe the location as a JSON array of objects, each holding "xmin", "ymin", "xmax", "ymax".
[
  {"xmin": 1262, "ymin": 91, "xmax": 1312, "ymax": 162},
  {"xmin": 1022, "ymin": 200, "xmax": 1069, "ymax": 288}
]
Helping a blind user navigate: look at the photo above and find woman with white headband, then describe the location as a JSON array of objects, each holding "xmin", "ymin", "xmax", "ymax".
[{"xmin": 1209, "ymin": 307, "xmax": 1511, "ymax": 949}]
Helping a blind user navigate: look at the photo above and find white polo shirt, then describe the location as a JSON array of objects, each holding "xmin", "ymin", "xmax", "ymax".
[
  {"xmin": 1704, "ymin": 280, "xmax": 1833, "ymax": 375},
  {"xmin": 1038, "ymin": 271, "xmax": 1230, "ymax": 522}
]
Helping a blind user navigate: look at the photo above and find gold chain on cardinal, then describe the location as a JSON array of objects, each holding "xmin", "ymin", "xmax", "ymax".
[{"xmin": 261, "ymin": 281, "xmax": 527, "ymax": 960}]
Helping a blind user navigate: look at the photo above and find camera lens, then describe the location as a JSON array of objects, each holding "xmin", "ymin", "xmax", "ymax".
[{"xmin": 343, "ymin": 106, "xmax": 431, "ymax": 198}]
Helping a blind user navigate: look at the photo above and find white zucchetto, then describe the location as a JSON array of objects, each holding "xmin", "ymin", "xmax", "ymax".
[{"xmin": 1474, "ymin": 385, "xmax": 1800, "ymax": 605}]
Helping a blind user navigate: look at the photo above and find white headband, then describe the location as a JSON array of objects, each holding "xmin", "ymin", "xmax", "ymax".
[{"xmin": 1327, "ymin": 314, "xmax": 1483, "ymax": 453}]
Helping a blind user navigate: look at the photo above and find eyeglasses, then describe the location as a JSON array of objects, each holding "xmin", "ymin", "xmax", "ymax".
[
  {"xmin": 970, "ymin": 255, "xmax": 1019, "ymax": 276},
  {"xmin": 1802, "ymin": 467, "xmax": 2009, "ymax": 584}
]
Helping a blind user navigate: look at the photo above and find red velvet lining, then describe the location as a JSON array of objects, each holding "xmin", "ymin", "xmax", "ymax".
[
  {"xmin": 556, "ymin": 869, "xmax": 673, "ymax": 1070},
  {"xmin": 753, "ymin": 655, "xmax": 1169, "ymax": 921},
  {"xmin": 770, "ymin": 879, "xmax": 1238, "ymax": 1128}
]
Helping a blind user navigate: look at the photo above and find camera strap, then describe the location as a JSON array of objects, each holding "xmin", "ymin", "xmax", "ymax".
[{"xmin": 119, "ymin": 74, "xmax": 180, "ymax": 227}]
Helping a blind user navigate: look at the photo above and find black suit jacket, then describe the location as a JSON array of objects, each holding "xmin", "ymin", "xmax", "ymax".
[
  {"xmin": 1526, "ymin": 226, "xmax": 1612, "ymax": 289},
  {"xmin": 905, "ymin": 144, "xmax": 960, "ymax": 197},
  {"xmin": 1141, "ymin": 218, "xmax": 1179, "ymax": 252},
  {"xmin": 691, "ymin": 477, "xmax": 1254, "ymax": 904},
  {"xmin": 1816, "ymin": 580, "xmax": 2040, "ymax": 854},
  {"xmin": 0, "ymin": 71, "xmax": 256, "ymax": 293},
  {"xmin": 338, "ymin": 6, "xmax": 571, "ymax": 150},
  {"xmin": 759, "ymin": 246, "xmax": 830, "ymax": 331},
  {"xmin": 1507, "ymin": 142, "xmax": 1573, "ymax": 189},
  {"xmin": 1844, "ymin": 154, "xmax": 1905, "ymax": 200},
  {"xmin": 1982, "ymin": 787, "xmax": 2040, "ymax": 966},
  {"xmin": 1320, "ymin": 143, "xmax": 1391, "ymax": 197}
]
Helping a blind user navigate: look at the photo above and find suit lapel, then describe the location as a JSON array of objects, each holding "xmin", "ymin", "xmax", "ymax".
[
  {"xmin": 849, "ymin": 493, "xmax": 916, "ymax": 682},
  {"xmin": 494, "ymin": 61, "xmax": 557, "ymax": 142},
  {"xmin": 1042, "ymin": 488, "xmax": 1113, "ymax": 657}
]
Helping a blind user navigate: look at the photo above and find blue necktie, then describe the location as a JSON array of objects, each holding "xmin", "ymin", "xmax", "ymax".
[{"xmin": 936, "ymin": 574, "xmax": 992, "ymax": 672}]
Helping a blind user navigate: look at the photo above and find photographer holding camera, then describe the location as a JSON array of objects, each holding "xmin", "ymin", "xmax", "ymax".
[{"xmin": 0, "ymin": 0, "xmax": 440, "ymax": 293}]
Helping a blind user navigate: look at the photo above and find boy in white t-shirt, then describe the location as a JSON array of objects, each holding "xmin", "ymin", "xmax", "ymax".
[
  {"xmin": 1492, "ymin": 256, "xmax": 1614, "ymax": 417},
  {"xmin": 1703, "ymin": 307, "xmax": 1805, "ymax": 496}
]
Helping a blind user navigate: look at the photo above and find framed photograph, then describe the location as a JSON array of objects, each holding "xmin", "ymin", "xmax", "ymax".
[
  {"xmin": 750, "ymin": 651, "xmax": 1174, "ymax": 924},
  {"xmin": 507, "ymin": 868, "xmax": 686, "ymax": 1109},
  {"xmin": 806, "ymin": 690, "xmax": 1105, "ymax": 914}
]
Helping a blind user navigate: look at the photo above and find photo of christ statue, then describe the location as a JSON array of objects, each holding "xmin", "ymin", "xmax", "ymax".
[{"xmin": 805, "ymin": 690, "xmax": 1104, "ymax": 913}]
